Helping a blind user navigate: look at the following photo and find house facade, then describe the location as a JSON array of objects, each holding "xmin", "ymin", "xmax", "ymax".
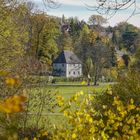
[{"xmin": 53, "ymin": 50, "xmax": 82, "ymax": 77}]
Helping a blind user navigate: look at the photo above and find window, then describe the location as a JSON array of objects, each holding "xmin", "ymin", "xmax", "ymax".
[
  {"xmin": 78, "ymin": 71, "xmax": 80, "ymax": 75},
  {"xmin": 73, "ymin": 71, "xmax": 75, "ymax": 75},
  {"xmin": 69, "ymin": 72, "xmax": 71, "ymax": 75},
  {"xmin": 62, "ymin": 64, "xmax": 64, "ymax": 67}
]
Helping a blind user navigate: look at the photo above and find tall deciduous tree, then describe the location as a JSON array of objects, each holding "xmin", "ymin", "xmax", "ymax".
[
  {"xmin": 75, "ymin": 24, "xmax": 90, "ymax": 62},
  {"xmin": 61, "ymin": 33, "xmax": 73, "ymax": 51},
  {"xmin": 84, "ymin": 57, "xmax": 94, "ymax": 85},
  {"xmin": 0, "ymin": 0, "xmax": 28, "ymax": 72},
  {"xmin": 88, "ymin": 15, "xmax": 107, "ymax": 26},
  {"xmin": 29, "ymin": 13, "xmax": 60, "ymax": 70},
  {"xmin": 38, "ymin": 17, "xmax": 60, "ymax": 66},
  {"xmin": 89, "ymin": 38, "xmax": 112, "ymax": 85}
]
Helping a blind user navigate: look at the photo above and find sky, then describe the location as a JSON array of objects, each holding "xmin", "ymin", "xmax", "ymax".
[{"xmin": 32, "ymin": 0, "xmax": 140, "ymax": 27}]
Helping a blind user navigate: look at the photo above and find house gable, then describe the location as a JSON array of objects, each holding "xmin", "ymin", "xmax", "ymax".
[
  {"xmin": 53, "ymin": 50, "xmax": 82, "ymax": 77},
  {"xmin": 53, "ymin": 50, "xmax": 82, "ymax": 64}
]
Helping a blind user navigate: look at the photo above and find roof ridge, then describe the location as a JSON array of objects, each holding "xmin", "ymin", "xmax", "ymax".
[{"xmin": 53, "ymin": 50, "xmax": 81, "ymax": 64}]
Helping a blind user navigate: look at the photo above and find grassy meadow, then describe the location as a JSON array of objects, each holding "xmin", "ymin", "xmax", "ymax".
[
  {"xmin": 27, "ymin": 82, "xmax": 111, "ymax": 127},
  {"xmin": 44, "ymin": 82, "xmax": 110, "ymax": 98}
]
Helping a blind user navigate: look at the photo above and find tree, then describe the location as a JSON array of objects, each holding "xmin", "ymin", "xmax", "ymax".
[
  {"xmin": 68, "ymin": 17, "xmax": 81, "ymax": 37},
  {"xmin": 61, "ymin": 33, "xmax": 73, "ymax": 51},
  {"xmin": 84, "ymin": 57, "xmax": 94, "ymax": 86},
  {"xmin": 30, "ymin": 13, "xmax": 47, "ymax": 58},
  {"xmin": 90, "ymin": 40, "xmax": 111, "ymax": 85},
  {"xmin": 0, "ymin": 0, "xmax": 29, "ymax": 72},
  {"xmin": 75, "ymin": 24, "xmax": 90, "ymax": 62},
  {"xmin": 122, "ymin": 54, "xmax": 130, "ymax": 67},
  {"xmin": 112, "ymin": 22, "xmax": 138, "ymax": 51},
  {"xmin": 122, "ymin": 32, "xmax": 138, "ymax": 52},
  {"xmin": 38, "ymin": 17, "xmax": 60, "ymax": 67},
  {"xmin": 134, "ymin": 48, "xmax": 140, "ymax": 70},
  {"xmin": 88, "ymin": 15, "xmax": 107, "ymax": 26},
  {"xmin": 28, "ymin": 13, "xmax": 60, "ymax": 71}
]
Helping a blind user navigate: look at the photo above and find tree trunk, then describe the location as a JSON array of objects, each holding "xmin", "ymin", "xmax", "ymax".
[
  {"xmin": 35, "ymin": 32, "xmax": 40, "ymax": 59},
  {"xmin": 94, "ymin": 66, "xmax": 98, "ymax": 86},
  {"xmin": 94, "ymin": 74, "xmax": 97, "ymax": 86},
  {"xmin": 87, "ymin": 78, "xmax": 91, "ymax": 86}
]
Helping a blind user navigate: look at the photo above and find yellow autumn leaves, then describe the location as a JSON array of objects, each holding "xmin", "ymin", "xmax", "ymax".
[
  {"xmin": 56, "ymin": 95, "xmax": 64, "ymax": 107},
  {"xmin": 89, "ymin": 31, "xmax": 110, "ymax": 45},
  {"xmin": 53, "ymin": 89, "xmax": 140, "ymax": 140},
  {"xmin": 0, "ymin": 75, "xmax": 26, "ymax": 113},
  {"xmin": 56, "ymin": 91, "xmax": 84, "ymax": 107},
  {"xmin": 0, "ymin": 95, "xmax": 26, "ymax": 113},
  {"xmin": 5, "ymin": 77, "xmax": 21, "ymax": 87},
  {"xmin": 0, "ymin": 70, "xmax": 21, "ymax": 87}
]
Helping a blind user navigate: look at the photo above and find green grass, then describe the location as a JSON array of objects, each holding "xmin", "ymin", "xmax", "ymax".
[
  {"xmin": 45, "ymin": 82, "xmax": 110, "ymax": 99},
  {"xmin": 27, "ymin": 82, "xmax": 112, "ymax": 127}
]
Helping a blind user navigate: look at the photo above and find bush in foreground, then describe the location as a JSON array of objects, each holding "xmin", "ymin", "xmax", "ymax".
[{"xmin": 51, "ymin": 72, "xmax": 140, "ymax": 140}]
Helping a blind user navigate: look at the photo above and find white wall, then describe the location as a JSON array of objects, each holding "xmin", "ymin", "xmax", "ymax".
[
  {"xmin": 66, "ymin": 64, "xmax": 82, "ymax": 78},
  {"xmin": 53, "ymin": 63, "xmax": 82, "ymax": 77}
]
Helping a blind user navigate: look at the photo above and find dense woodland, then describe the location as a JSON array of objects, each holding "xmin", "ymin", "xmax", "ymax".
[
  {"xmin": 0, "ymin": 0, "xmax": 140, "ymax": 139},
  {"xmin": 1, "ymin": 0, "xmax": 140, "ymax": 80}
]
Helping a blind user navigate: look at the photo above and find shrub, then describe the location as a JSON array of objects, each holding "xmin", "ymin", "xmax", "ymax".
[
  {"xmin": 0, "ymin": 73, "xmax": 57, "ymax": 139},
  {"xmin": 51, "ymin": 91, "xmax": 140, "ymax": 139},
  {"xmin": 51, "ymin": 72, "xmax": 140, "ymax": 139},
  {"xmin": 94, "ymin": 71, "xmax": 140, "ymax": 112}
]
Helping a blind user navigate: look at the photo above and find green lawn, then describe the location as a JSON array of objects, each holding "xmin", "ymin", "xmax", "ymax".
[
  {"xmin": 45, "ymin": 82, "xmax": 110, "ymax": 99},
  {"xmin": 27, "ymin": 82, "xmax": 112, "ymax": 127}
]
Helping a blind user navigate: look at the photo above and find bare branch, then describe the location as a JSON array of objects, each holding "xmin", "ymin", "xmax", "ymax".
[
  {"xmin": 43, "ymin": 0, "xmax": 61, "ymax": 9},
  {"xmin": 42, "ymin": 0, "xmax": 140, "ymax": 20}
]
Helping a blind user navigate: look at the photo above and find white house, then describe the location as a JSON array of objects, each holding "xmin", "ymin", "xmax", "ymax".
[{"xmin": 52, "ymin": 50, "xmax": 82, "ymax": 77}]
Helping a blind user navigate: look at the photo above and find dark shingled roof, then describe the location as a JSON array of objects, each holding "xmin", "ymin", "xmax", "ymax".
[{"xmin": 53, "ymin": 50, "xmax": 82, "ymax": 64}]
